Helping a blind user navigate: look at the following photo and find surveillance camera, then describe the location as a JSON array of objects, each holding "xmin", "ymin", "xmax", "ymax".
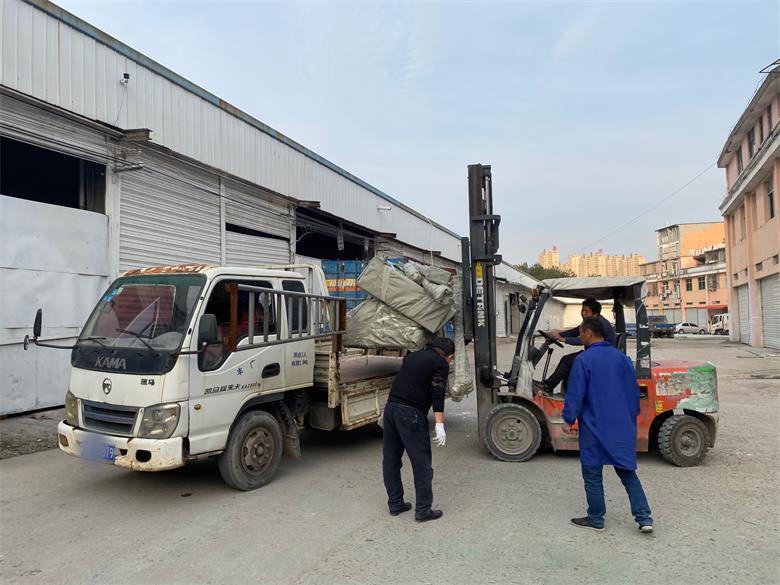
[{"xmin": 123, "ymin": 73, "xmax": 130, "ymax": 80}]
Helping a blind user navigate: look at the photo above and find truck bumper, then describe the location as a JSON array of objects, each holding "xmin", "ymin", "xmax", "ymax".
[{"xmin": 57, "ymin": 421, "xmax": 185, "ymax": 471}]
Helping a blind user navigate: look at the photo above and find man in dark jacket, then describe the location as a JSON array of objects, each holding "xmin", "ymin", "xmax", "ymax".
[
  {"xmin": 382, "ymin": 337, "xmax": 454, "ymax": 522},
  {"xmin": 539, "ymin": 298, "xmax": 616, "ymax": 395},
  {"xmin": 563, "ymin": 317, "xmax": 653, "ymax": 533}
]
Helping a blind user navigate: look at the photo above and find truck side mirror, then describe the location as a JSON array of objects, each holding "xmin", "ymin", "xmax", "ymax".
[
  {"xmin": 198, "ymin": 314, "xmax": 219, "ymax": 347},
  {"xmin": 33, "ymin": 309, "xmax": 43, "ymax": 339}
]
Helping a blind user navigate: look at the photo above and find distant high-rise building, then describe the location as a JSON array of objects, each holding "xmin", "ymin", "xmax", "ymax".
[
  {"xmin": 559, "ymin": 249, "xmax": 646, "ymax": 277},
  {"xmin": 538, "ymin": 246, "xmax": 560, "ymax": 269}
]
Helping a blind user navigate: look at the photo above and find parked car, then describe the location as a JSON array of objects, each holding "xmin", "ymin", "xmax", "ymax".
[
  {"xmin": 648, "ymin": 315, "xmax": 675, "ymax": 338},
  {"xmin": 625, "ymin": 322, "xmax": 637, "ymax": 337},
  {"xmin": 676, "ymin": 322, "xmax": 707, "ymax": 335}
]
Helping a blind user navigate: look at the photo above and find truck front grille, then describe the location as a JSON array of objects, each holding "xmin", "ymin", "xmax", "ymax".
[{"xmin": 82, "ymin": 400, "xmax": 138, "ymax": 436}]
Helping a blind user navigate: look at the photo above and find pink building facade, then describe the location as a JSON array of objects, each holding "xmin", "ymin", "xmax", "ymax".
[{"xmin": 718, "ymin": 67, "xmax": 780, "ymax": 349}]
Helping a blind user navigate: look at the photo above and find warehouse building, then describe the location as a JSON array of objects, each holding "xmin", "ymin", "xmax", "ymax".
[
  {"xmin": 0, "ymin": 0, "xmax": 555, "ymax": 414},
  {"xmin": 718, "ymin": 65, "xmax": 779, "ymax": 348}
]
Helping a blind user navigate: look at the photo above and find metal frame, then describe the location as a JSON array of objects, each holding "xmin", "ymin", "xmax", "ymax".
[
  {"xmin": 226, "ymin": 283, "xmax": 346, "ymax": 352},
  {"xmin": 464, "ymin": 164, "xmax": 503, "ymax": 442}
]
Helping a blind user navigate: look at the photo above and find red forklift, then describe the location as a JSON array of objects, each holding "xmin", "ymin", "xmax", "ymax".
[{"xmin": 461, "ymin": 165, "xmax": 718, "ymax": 466}]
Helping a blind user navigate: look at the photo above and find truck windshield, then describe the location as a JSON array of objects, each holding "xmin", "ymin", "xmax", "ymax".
[{"xmin": 73, "ymin": 274, "xmax": 206, "ymax": 374}]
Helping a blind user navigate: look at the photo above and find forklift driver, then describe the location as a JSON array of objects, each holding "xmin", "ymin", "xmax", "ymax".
[{"xmin": 538, "ymin": 298, "xmax": 616, "ymax": 396}]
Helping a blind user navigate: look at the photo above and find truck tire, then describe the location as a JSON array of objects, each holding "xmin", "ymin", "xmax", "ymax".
[
  {"xmin": 483, "ymin": 403, "xmax": 541, "ymax": 462},
  {"xmin": 657, "ymin": 415, "xmax": 710, "ymax": 467},
  {"xmin": 218, "ymin": 410, "xmax": 283, "ymax": 490}
]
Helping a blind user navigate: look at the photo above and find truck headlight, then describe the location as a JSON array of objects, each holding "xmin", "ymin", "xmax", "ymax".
[
  {"xmin": 65, "ymin": 390, "xmax": 79, "ymax": 426},
  {"xmin": 138, "ymin": 403, "xmax": 181, "ymax": 439}
]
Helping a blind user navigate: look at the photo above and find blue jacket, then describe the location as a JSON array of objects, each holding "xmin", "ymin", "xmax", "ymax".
[
  {"xmin": 560, "ymin": 315, "xmax": 616, "ymax": 346},
  {"xmin": 562, "ymin": 341, "xmax": 639, "ymax": 469}
]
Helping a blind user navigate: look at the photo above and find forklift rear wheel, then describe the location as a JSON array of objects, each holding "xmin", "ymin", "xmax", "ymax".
[
  {"xmin": 484, "ymin": 403, "xmax": 541, "ymax": 462},
  {"xmin": 658, "ymin": 415, "xmax": 710, "ymax": 467},
  {"xmin": 218, "ymin": 410, "xmax": 283, "ymax": 490}
]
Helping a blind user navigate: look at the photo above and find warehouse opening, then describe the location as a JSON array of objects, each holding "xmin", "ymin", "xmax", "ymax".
[
  {"xmin": 0, "ymin": 137, "xmax": 106, "ymax": 213},
  {"xmin": 295, "ymin": 208, "xmax": 375, "ymax": 261}
]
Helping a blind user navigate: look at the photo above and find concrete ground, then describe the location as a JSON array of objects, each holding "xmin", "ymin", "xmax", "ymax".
[{"xmin": 0, "ymin": 338, "xmax": 778, "ymax": 585}]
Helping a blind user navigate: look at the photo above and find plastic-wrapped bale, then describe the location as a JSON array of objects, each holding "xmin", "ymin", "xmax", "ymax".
[
  {"xmin": 401, "ymin": 262, "xmax": 453, "ymax": 303},
  {"xmin": 404, "ymin": 261, "xmax": 452, "ymax": 286},
  {"xmin": 343, "ymin": 298, "xmax": 430, "ymax": 351},
  {"xmin": 356, "ymin": 258, "xmax": 456, "ymax": 333}
]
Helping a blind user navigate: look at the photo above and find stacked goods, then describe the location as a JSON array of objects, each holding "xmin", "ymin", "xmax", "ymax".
[{"xmin": 343, "ymin": 258, "xmax": 456, "ymax": 350}]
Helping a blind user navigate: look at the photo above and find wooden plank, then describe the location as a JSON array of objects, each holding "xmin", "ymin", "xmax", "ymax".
[{"xmin": 338, "ymin": 356, "xmax": 402, "ymax": 384}]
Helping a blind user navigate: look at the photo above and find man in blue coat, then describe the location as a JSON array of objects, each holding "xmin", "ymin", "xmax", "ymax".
[{"xmin": 562, "ymin": 316, "xmax": 654, "ymax": 533}]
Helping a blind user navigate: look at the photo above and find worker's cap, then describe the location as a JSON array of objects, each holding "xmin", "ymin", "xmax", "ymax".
[{"xmin": 429, "ymin": 337, "xmax": 455, "ymax": 356}]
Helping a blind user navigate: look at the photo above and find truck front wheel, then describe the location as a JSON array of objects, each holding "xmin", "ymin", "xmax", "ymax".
[
  {"xmin": 657, "ymin": 415, "xmax": 710, "ymax": 467},
  {"xmin": 218, "ymin": 410, "xmax": 283, "ymax": 490}
]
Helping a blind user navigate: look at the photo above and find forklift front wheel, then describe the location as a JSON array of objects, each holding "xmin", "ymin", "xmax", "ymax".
[
  {"xmin": 484, "ymin": 403, "xmax": 542, "ymax": 463},
  {"xmin": 658, "ymin": 414, "xmax": 710, "ymax": 467}
]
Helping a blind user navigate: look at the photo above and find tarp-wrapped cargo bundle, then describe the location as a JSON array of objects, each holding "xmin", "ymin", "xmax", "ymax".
[
  {"xmin": 356, "ymin": 258, "xmax": 456, "ymax": 333},
  {"xmin": 343, "ymin": 257, "xmax": 456, "ymax": 351},
  {"xmin": 342, "ymin": 298, "xmax": 431, "ymax": 351}
]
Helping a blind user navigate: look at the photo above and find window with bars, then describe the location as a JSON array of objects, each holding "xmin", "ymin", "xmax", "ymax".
[{"xmin": 698, "ymin": 276, "xmax": 706, "ymax": 290}]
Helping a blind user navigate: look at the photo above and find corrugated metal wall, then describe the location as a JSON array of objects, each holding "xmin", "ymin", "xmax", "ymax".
[{"xmin": 1, "ymin": 0, "xmax": 462, "ymax": 261}]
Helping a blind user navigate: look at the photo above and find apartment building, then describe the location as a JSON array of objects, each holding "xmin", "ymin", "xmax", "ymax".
[
  {"xmin": 718, "ymin": 66, "xmax": 779, "ymax": 348},
  {"xmin": 640, "ymin": 223, "xmax": 728, "ymax": 326},
  {"xmin": 563, "ymin": 250, "xmax": 646, "ymax": 278},
  {"xmin": 538, "ymin": 246, "xmax": 561, "ymax": 269}
]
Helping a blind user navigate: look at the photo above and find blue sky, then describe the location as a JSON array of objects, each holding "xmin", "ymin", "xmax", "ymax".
[{"xmin": 58, "ymin": 0, "xmax": 779, "ymax": 263}]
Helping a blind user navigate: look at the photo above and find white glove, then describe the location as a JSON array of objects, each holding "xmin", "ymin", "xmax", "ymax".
[{"xmin": 433, "ymin": 423, "xmax": 446, "ymax": 447}]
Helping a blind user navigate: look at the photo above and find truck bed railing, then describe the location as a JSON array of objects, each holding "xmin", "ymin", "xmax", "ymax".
[{"xmin": 226, "ymin": 283, "xmax": 347, "ymax": 352}]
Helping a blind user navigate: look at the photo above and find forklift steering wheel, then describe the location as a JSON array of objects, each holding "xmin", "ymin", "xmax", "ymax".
[{"xmin": 537, "ymin": 330, "xmax": 564, "ymax": 348}]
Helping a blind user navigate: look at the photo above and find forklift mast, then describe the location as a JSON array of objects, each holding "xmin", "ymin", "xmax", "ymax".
[{"xmin": 461, "ymin": 164, "xmax": 502, "ymax": 442}]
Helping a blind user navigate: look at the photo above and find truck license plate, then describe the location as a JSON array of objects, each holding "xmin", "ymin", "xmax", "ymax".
[
  {"xmin": 103, "ymin": 444, "xmax": 116, "ymax": 462},
  {"xmin": 84, "ymin": 441, "xmax": 116, "ymax": 462}
]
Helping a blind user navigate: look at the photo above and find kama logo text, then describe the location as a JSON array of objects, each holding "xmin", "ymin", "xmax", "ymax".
[{"xmin": 95, "ymin": 356, "xmax": 127, "ymax": 370}]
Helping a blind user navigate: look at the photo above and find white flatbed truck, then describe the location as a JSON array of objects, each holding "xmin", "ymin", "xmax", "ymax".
[{"xmin": 25, "ymin": 263, "xmax": 401, "ymax": 490}]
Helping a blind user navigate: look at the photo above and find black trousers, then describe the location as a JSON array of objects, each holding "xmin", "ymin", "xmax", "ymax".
[
  {"xmin": 382, "ymin": 401, "xmax": 433, "ymax": 515},
  {"xmin": 545, "ymin": 351, "xmax": 583, "ymax": 392}
]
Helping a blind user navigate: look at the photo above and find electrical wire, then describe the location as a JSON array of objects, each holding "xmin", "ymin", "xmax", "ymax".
[{"xmin": 579, "ymin": 162, "xmax": 716, "ymax": 252}]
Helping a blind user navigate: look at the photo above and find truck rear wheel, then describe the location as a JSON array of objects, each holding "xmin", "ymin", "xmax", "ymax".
[
  {"xmin": 218, "ymin": 410, "xmax": 283, "ymax": 490},
  {"xmin": 658, "ymin": 415, "xmax": 710, "ymax": 467},
  {"xmin": 483, "ymin": 403, "xmax": 541, "ymax": 462}
]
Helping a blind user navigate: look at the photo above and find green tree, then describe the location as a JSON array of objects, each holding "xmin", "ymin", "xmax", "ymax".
[{"xmin": 515, "ymin": 263, "xmax": 575, "ymax": 281}]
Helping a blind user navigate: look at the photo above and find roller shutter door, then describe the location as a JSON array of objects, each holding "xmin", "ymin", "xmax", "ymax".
[
  {"xmin": 0, "ymin": 92, "xmax": 110, "ymax": 163},
  {"xmin": 737, "ymin": 285, "xmax": 751, "ymax": 344},
  {"xmin": 760, "ymin": 275, "xmax": 780, "ymax": 349},
  {"xmin": 495, "ymin": 284, "xmax": 507, "ymax": 338},
  {"xmin": 225, "ymin": 232, "xmax": 290, "ymax": 266},
  {"xmin": 120, "ymin": 152, "xmax": 221, "ymax": 271},
  {"xmin": 223, "ymin": 179, "xmax": 292, "ymax": 239}
]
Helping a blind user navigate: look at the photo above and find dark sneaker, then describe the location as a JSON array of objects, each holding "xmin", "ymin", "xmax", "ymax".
[
  {"xmin": 389, "ymin": 502, "xmax": 412, "ymax": 516},
  {"xmin": 570, "ymin": 517, "xmax": 604, "ymax": 531},
  {"xmin": 639, "ymin": 524, "xmax": 654, "ymax": 534},
  {"xmin": 415, "ymin": 509, "xmax": 443, "ymax": 523}
]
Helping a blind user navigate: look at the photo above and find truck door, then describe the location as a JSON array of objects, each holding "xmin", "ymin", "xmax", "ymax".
[
  {"xmin": 281, "ymin": 279, "xmax": 316, "ymax": 389},
  {"xmin": 188, "ymin": 278, "xmax": 286, "ymax": 455}
]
